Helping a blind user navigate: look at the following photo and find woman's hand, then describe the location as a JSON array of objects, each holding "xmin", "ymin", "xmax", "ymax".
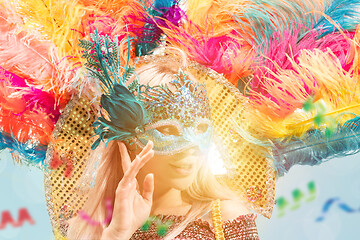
[{"xmin": 101, "ymin": 141, "xmax": 155, "ymax": 240}]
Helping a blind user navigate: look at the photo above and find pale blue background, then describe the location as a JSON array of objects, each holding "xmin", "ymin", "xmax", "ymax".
[
  {"xmin": 0, "ymin": 150, "xmax": 53, "ymax": 240},
  {"xmin": 0, "ymin": 149, "xmax": 359, "ymax": 239},
  {"xmin": 257, "ymin": 154, "xmax": 360, "ymax": 240}
]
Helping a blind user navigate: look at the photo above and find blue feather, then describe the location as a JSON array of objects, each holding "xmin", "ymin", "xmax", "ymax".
[
  {"xmin": 233, "ymin": 0, "xmax": 315, "ymax": 46},
  {"xmin": 0, "ymin": 131, "xmax": 47, "ymax": 168},
  {"xmin": 81, "ymin": 31, "xmax": 148, "ymax": 150},
  {"xmin": 92, "ymin": 85, "xmax": 147, "ymax": 149},
  {"xmin": 272, "ymin": 116, "xmax": 360, "ymax": 176},
  {"xmin": 153, "ymin": 0, "xmax": 176, "ymax": 10},
  {"xmin": 314, "ymin": 0, "xmax": 360, "ymax": 35},
  {"xmin": 233, "ymin": 0, "xmax": 360, "ymax": 47}
]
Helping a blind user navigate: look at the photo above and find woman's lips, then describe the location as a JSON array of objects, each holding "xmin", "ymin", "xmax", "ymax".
[
  {"xmin": 169, "ymin": 162, "xmax": 195, "ymax": 175},
  {"xmin": 169, "ymin": 162, "xmax": 193, "ymax": 169}
]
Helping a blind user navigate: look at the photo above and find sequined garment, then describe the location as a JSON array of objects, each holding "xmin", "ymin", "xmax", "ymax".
[{"xmin": 130, "ymin": 214, "xmax": 259, "ymax": 240}]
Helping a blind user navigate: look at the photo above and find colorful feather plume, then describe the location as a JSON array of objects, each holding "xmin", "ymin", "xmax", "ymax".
[
  {"xmin": 249, "ymin": 48, "xmax": 360, "ymax": 139},
  {"xmin": 0, "ymin": 3, "xmax": 79, "ymax": 104},
  {"xmin": 123, "ymin": 0, "xmax": 183, "ymax": 56},
  {"xmin": 6, "ymin": 0, "xmax": 85, "ymax": 59},
  {"xmin": 0, "ymin": 0, "xmax": 140, "ymax": 167},
  {"xmin": 0, "ymin": 0, "xmax": 359, "ymax": 194},
  {"xmin": 0, "ymin": 67, "xmax": 56, "ymax": 166},
  {"xmin": 231, "ymin": 0, "xmax": 360, "ymax": 47},
  {"xmin": 244, "ymin": 41, "xmax": 360, "ymax": 177},
  {"xmin": 232, "ymin": 0, "xmax": 319, "ymax": 46},
  {"xmin": 0, "ymin": 3, "xmax": 81, "ymax": 167},
  {"xmin": 0, "ymin": 131, "xmax": 48, "ymax": 167},
  {"xmin": 251, "ymin": 26, "xmax": 355, "ymax": 113},
  {"xmin": 0, "ymin": 67, "xmax": 61, "ymax": 123},
  {"xmin": 5, "ymin": 0, "xmax": 132, "ymax": 67}
]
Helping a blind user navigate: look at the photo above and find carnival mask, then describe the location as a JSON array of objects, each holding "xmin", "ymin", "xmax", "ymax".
[{"xmin": 133, "ymin": 70, "xmax": 213, "ymax": 155}]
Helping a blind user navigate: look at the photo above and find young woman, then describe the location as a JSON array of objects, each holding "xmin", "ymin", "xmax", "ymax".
[
  {"xmin": 2, "ymin": 1, "xmax": 360, "ymax": 239},
  {"xmin": 67, "ymin": 56, "xmax": 258, "ymax": 239}
]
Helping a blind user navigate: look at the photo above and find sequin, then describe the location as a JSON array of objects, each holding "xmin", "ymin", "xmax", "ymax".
[
  {"xmin": 229, "ymin": 129, "xmax": 240, "ymax": 143},
  {"xmin": 246, "ymin": 186, "xmax": 263, "ymax": 203}
]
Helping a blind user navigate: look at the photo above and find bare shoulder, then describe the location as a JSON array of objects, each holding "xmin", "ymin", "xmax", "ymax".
[{"xmin": 220, "ymin": 199, "xmax": 251, "ymax": 221}]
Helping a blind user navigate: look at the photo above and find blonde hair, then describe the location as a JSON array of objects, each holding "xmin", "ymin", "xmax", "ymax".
[{"xmin": 68, "ymin": 53, "xmax": 239, "ymax": 239}]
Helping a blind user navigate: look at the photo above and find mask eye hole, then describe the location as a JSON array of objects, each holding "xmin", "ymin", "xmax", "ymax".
[
  {"xmin": 195, "ymin": 123, "xmax": 209, "ymax": 135},
  {"xmin": 156, "ymin": 125, "xmax": 181, "ymax": 136}
]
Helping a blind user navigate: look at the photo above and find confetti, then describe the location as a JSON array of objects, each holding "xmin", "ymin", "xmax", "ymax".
[
  {"xmin": 316, "ymin": 198, "xmax": 359, "ymax": 222},
  {"xmin": 78, "ymin": 198, "xmax": 113, "ymax": 226},
  {"xmin": 276, "ymin": 181, "xmax": 317, "ymax": 217},
  {"xmin": 141, "ymin": 216, "xmax": 173, "ymax": 236},
  {"xmin": 0, "ymin": 208, "xmax": 35, "ymax": 230}
]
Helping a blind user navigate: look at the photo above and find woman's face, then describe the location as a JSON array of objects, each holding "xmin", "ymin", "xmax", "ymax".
[
  {"xmin": 133, "ymin": 70, "xmax": 212, "ymax": 191},
  {"xmin": 137, "ymin": 146, "xmax": 205, "ymax": 192}
]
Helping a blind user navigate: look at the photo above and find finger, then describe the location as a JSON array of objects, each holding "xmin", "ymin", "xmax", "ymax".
[
  {"xmin": 119, "ymin": 148, "xmax": 154, "ymax": 188},
  {"xmin": 142, "ymin": 173, "xmax": 154, "ymax": 203},
  {"xmin": 118, "ymin": 142, "xmax": 131, "ymax": 172},
  {"xmin": 138, "ymin": 140, "xmax": 153, "ymax": 158},
  {"xmin": 115, "ymin": 176, "xmax": 136, "ymax": 203},
  {"xmin": 121, "ymin": 155, "xmax": 142, "ymax": 186},
  {"xmin": 136, "ymin": 179, "xmax": 140, "ymax": 192},
  {"xmin": 138, "ymin": 149, "xmax": 154, "ymax": 169}
]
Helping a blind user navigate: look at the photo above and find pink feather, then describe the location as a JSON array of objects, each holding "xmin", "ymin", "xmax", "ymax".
[
  {"xmin": 0, "ymin": 67, "xmax": 59, "ymax": 121},
  {"xmin": 0, "ymin": 67, "xmax": 57, "ymax": 144},
  {"xmin": 0, "ymin": 4, "xmax": 73, "ymax": 105},
  {"xmin": 162, "ymin": 20, "xmax": 254, "ymax": 86},
  {"xmin": 316, "ymin": 31, "xmax": 355, "ymax": 71},
  {"xmin": 250, "ymin": 25, "xmax": 355, "ymax": 118}
]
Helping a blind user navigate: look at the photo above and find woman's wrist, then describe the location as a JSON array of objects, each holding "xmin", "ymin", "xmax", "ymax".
[{"xmin": 101, "ymin": 226, "xmax": 132, "ymax": 240}]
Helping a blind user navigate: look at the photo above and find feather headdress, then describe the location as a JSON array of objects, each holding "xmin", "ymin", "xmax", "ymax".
[{"xmin": 2, "ymin": 0, "xmax": 360, "ymax": 235}]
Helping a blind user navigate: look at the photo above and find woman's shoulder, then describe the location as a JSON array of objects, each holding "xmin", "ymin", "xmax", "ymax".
[{"xmin": 220, "ymin": 199, "xmax": 251, "ymax": 222}]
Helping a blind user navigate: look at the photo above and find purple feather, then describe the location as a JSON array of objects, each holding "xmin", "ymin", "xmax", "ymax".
[{"xmin": 130, "ymin": 1, "xmax": 184, "ymax": 56}]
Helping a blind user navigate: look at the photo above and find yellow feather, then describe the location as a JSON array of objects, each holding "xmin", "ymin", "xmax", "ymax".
[
  {"xmin": 351, "ymin": 25, "xmax": 360, "ymax": 76},
  {"xmin": 187, "ymin": 0, "xmax": 251, "ymax": 37},
  {"xmin": 7, "ymin": 0, "xmax": 87, "ymax": 61},
  {"xmin": 187, "ymin": 0, "xmax": 215, "ymax": 24}
]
